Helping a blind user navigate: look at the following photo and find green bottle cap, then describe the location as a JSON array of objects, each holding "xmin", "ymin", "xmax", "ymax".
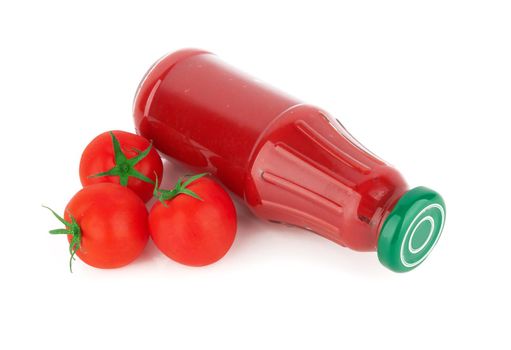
[{"xmin": 377, "ymin": 187, "xmax": 446, "ymax": 272}]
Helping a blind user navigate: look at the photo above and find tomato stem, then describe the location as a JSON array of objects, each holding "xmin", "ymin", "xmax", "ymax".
[
  {"xmin": 88, "ymin": 132, "xmax": 154, "ymax": 186},
  {"xmin": 153, "ymin": 173, "xmax": 209, "ymax": 206},
  {"xmin": 43, "ymin": 206, "xmax": 82, "ymax": 273}
]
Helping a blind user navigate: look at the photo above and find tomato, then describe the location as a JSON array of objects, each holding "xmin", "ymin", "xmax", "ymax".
[
  {"xmin": 79, "ymin": 130, "xmax": 163, "ymax": 202},
  {"xmin": 45, "ymin": 183, "xmax": 149, "ymax": 270},
  {"xmin": 149, "ymin": 174, "xmax": 237, "ymax": 266}
]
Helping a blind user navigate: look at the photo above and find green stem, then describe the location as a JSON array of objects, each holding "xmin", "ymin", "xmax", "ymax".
[
  {"xmin": 43, "ymin": 206, "xmax": 82, "ymax": 273},
  {"xmin": 88, "ymin": 131, "xmax": 154, "ymax": 186},
  {"xmin": 154, "ymin": 173, "xmax": 209, "ymax": 206}
]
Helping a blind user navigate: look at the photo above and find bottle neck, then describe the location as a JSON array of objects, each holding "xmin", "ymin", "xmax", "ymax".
[{"xmin": 245, "ymin": 105, "xmax": 408, "ymax": 251}]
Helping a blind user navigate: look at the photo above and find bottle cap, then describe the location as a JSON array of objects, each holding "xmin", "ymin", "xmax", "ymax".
[{"xmin": 377, "ymin": 187, "xmax": 446, "ymax": 272}]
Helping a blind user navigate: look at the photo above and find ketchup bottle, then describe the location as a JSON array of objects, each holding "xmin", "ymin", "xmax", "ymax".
[{"xmin": 134, "ymin": 49, "xmax": 446, "ymax": 272}]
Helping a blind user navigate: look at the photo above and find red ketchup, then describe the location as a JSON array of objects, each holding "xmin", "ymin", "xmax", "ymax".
[{"xmin": 134, "ymin": 49, "xmax": 446, "ymax": 272}]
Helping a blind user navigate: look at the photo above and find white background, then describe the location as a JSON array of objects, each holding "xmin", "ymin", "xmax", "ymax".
[{"xmin": 1, "ymin": 1, "xmax": 510, "ymax": 349}]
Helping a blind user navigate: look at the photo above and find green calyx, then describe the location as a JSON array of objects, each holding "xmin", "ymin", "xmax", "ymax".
[
  {"xmin": 89, "ymin": 131, "xmax": 154, "ymax": 186},
  {"xmin": 43, "ymin": 206, "xmax": 82, "ymax": 273},
  {"xmin": 154, "ymin": 173, "xmax": 209, "ymax": 206}
]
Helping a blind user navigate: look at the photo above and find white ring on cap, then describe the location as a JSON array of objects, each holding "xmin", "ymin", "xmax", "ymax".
[{"xmin": 400, "ymin": 204, "xmax": 445, "ymax": 268}]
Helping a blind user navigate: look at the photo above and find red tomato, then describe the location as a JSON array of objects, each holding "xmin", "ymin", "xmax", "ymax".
[
  {"xmin": 47, "ymin": 183, "xmax": 149, "ymax": 270},
  {"xmin": 79, "ymin": 130, "xmax": 163, "ymax": 202},
  {"xmin": 149, "ymin": 176, "xmax": 237, "ymax": 266}
]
